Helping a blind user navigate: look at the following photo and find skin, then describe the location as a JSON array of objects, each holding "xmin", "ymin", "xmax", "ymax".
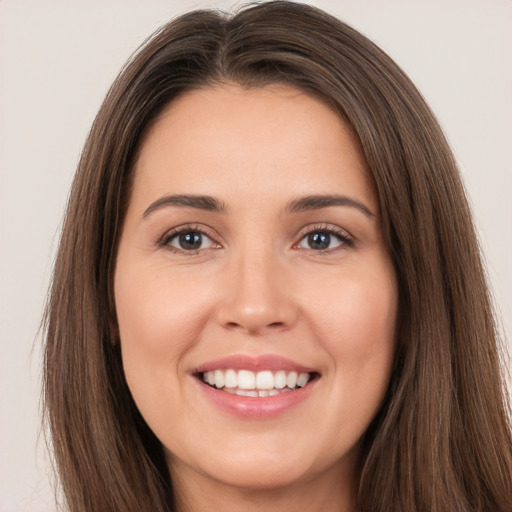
[{"xmin": 114, "ymin": 84, "xmax": 398, "ymax": 512}]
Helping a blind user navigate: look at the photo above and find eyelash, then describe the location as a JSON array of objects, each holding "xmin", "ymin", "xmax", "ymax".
[
  {"xmin": 157, "ymin": 223, "xmax": 354, "ymax": 255},
  {"xmin": 157, "ymin": 224, "xmax": 219, "ymax": 255},
  {"xmin": 294, "ymin": 224, "xmax": 355, "ymax": 253}
]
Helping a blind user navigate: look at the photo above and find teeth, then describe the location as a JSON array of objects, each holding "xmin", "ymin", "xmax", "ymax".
[
  {"xmin": 213, "ymin": 370, "xmax": 225, "ymax": 389},
  {"xmin": 201, "ymin": 369, "xmax": 313, "ymax": 392},
  {"xmin": 274, "ymin": 370, "xmax": 287, "ymax": 389},
  {"xmin": 238, "ymin": 370, "xmax": 256, "ymax": 389},
  {"xmin": 297, "ymin": 373, "xmax": 309, "ymax": 387},
  {"xmin": 255, "ymin": 370, "xmax": 274, "ymax": 390},
  {"xmin": 287, "ymin": 371, "xmax": 298, "ymax": 388},
  {"xmin": 224, "ymin": 369, "xmax": 237, "ymax": 388}
]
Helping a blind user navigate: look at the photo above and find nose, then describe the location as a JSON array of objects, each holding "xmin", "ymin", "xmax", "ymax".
[{"xmin": 215, "ymin": 247, "xmax": 299, "ymax": 335}]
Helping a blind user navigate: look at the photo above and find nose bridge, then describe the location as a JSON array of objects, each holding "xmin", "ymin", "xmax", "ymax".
[{"xmin": 216, "ymin": 238, "xmax": 297, "ymax": 334}]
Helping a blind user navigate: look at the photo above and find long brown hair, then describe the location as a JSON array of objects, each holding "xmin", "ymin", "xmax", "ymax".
[{"xmin": 43, "ymin": 2, "xmax": 512, "ymax": 511}]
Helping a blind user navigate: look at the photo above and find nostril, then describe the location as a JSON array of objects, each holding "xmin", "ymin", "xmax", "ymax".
[{"xmin": 223, "ymin": 320, "xmax": 285, "ymax": 333}]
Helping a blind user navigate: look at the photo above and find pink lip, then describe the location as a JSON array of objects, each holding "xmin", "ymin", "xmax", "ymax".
[
  {"xmin": 192, "ymin": 354, "xmax": 319, "ymax": 419},
  {"xmin": 193, "ymin": 354, "xmax": 317, "ymax": 374},
  {"xmin": 195, "ymin": 377, "xmax": 318, "ymax": 419}
]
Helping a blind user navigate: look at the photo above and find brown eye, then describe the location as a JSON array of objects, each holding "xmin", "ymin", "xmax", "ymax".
[
  {"xmin": 307, "ymin": 232, "xmax": 331, "ymax": 250},
  {"xmin": 166, "ymin": 231, "xmax": 215, "ymax": 252},
  {"xmin": 298, "ymin": 231, "xmax": 345, "ymax": 251}
]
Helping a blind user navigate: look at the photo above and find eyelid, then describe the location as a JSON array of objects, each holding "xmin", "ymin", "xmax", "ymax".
[
  {"xmin": 157, "ymin": 223, "xmax": 222, "ymax": 253},
  {"xmin": 293, "ymin": 223, "xmax": 355, "ymax": 252}
]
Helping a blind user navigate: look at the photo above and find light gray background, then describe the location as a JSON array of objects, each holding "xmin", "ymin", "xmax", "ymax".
[{"xmin": 1, "ymin": 1, "xmax": 510, "ymax": 510}]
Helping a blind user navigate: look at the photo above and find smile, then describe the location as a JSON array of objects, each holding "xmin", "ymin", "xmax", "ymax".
[
  {"xmin": 200, "ymin": 369, "xmax": 313, "ymax": 397},
  {"xmin": 193, "ymin": 355, "xmax": 320, "ymax": 418}
]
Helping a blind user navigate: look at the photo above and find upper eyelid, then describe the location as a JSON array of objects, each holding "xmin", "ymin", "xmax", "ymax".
[
  {"xmin": 293, "ymin": 224, "xmax": 355, "ymax": 252},
  {"xmin": 158, "ymin": 223, "xmax": 220, "ymax": 246},
  {"xmin": 295, "ymin": 223, "xmax": 353, "ymax": 240}
]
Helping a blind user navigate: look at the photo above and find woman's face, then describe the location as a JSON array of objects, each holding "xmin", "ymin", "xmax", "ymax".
[{"xmin": 114, "ymin": 84, "xmax": 397, "ymax": 495}]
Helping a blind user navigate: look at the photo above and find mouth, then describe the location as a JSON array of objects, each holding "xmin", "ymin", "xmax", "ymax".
[
  {"xmin": 192, "ymin": 355, "xmax": 320, "ymax": 417},
  {"xmin": 196, "ymin": 369, "xmax": 320, "ymax": 397}
]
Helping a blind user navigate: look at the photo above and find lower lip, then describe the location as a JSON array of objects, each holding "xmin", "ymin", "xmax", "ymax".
[{"xmin": 195, "ymin": 378, "xmax": 317, "ymax": 419}]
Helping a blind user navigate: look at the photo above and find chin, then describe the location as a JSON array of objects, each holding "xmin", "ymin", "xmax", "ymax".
[
  {"xmin": 221, "ymin": 457, "xmax": 309, "ymax": 489},
  {"xmin": 166, "ymin": 436, "xmax": 353, "ymax": 494}
]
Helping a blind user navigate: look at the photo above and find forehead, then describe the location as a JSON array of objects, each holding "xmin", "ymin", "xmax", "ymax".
[{"xmin": 132, "ymin": 84, "xmax": 376, "ymax": 212}]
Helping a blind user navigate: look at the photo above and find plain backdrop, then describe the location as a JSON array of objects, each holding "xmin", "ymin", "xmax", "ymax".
[{"xmin": 0, "ymin": 1, "xmax": 510, "ymax": 510}]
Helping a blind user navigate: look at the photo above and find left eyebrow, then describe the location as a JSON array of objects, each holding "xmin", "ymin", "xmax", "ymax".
[
  {"xmin": 143, "ymin": 194, "xmax": 226, "ymax": 218},
  {"xmin": 285, "ymin": 194, "xmax": 376, "ymax": 218}
]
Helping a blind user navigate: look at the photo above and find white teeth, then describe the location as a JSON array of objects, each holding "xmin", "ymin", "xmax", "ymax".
[
  {"xmin": 297, "ymin": 372, "xmax": 310, "ymax": 387},
  {"xmin": 206, "ymin": 371, "xmax": 215, "ymax": 386},
  {"xmin": 274, "ymin": 370, "xmax": 287, "ymax": 389},
  {"xmin": 224, "ymin": 369, "xmax": 237, "ymax": 388},
  {"xmin": 286, "ymin": 371, "xmax": 298, "ymax": 388},
  {"xmin": 201, "ymin": 368, "xmax": 315, "ymax": 392},
  {"xmin": 255, "ymin": 370, "xmax": 274, "ymax": 390},
  {"xmin": 238, "ymin": 370, "xmax": 256, "ymax": 390},
  {"xmin": 213, "ymin": 370, "xmax": 225, "ymax": 389}
]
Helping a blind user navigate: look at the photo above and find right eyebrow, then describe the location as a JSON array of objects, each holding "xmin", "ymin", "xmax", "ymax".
[
  {"xmin": 143, "ymin": 194, "xmax": 226, "ymax": 218},
  {"xmin": 286, "ymin": 194, "xmax": 376, "ymax": 219}
]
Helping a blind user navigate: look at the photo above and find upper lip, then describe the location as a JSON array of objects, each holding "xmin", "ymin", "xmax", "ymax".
[{"xmin": 192, "ymin": 354, "xmax": 318, "ymax": 374}]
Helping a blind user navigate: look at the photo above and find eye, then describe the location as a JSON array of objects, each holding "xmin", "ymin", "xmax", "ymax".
[
  {"xmin": 161, "ymin": 227, "xmax": 219, "ymax": 254},
  {"xmin": 296, "ymin": 227, "xmax": 353, "ymax": 252}
]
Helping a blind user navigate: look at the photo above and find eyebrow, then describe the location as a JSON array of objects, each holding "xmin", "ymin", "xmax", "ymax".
[
  {"xmin": 143, "ymin": 194, "xmax": 226, "ymax": 218},
  {"xmin": 142, "ymin": 193, "xmax": 375, "ymax": 219},
  {"xmin": 286, "ymin": 194, "xmax": 376, "ymax": 218}
]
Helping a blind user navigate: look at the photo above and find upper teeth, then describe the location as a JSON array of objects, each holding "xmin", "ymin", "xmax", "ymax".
[{"xmin": 202, "ymin": 369, "xmax": 311, "ymax": 390}]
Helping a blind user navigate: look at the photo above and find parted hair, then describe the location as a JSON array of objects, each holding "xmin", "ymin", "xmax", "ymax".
[{"xmin": 43, "ymin": 2, "xmax": 512, "ymax": 511}]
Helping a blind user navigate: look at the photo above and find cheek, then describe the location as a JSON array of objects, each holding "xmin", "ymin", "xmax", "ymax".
[
  {"xmin": 114, "ymin": 262, "xmax": 214, "ymax": 411},
  {"xmin": 116, "ymin": 263, "xmax": 211, "ymax": 352},
  {"xmin": 307, "ymin": 265, "xmax": 397, "ymax": 403},
  {"xmin": 338, "ymin": 281, "xmax": 396, "ymax": 357}
]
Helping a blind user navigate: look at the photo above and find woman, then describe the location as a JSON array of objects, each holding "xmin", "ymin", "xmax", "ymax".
[{"xmin": 43, "ymin": 2, "xmax": 512, "ymax": 511}]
